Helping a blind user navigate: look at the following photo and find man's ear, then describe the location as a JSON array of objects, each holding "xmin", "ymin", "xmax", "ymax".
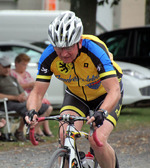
[{"xmin": 78, "ymin": 39, "xmax": 82, "ymax": 49}]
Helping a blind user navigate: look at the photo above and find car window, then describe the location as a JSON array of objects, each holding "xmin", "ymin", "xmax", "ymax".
[
  {"xmin": 0, "ymin": 45, "xmax": 41, "ymax": 63},
  {"xmin": 100, "ymin": 32, "xmax": 130, "ymax": 59},
  {"xmin": 136, "ymin": 29, "xmax": 150, "ymax": 57},
  {"xmin": 31, "ymin": 42, "xmax": 49, "ymax": 49}
]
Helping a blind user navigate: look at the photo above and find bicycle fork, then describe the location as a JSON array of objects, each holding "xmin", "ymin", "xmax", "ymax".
[{"xmin": 63, "ymin": 126, "xmax": 83, "ymax": 168}]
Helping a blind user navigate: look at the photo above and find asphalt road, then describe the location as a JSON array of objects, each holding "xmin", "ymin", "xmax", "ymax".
[{"xmin": 0, "ymin": 127, "xmax": 149, "ymax": 168}]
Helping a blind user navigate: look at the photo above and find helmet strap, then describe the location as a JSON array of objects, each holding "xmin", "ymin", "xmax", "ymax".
[
  {"xmin": 72, "ymin": 42, "xmax": 80, "ymax": 63},
  {"xmin": 77, "ymin": 42, "xmax": 80, "ymax": 57}
]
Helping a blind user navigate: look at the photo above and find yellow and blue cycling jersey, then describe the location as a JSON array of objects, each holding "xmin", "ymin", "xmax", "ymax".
[{"xmin": 36, "ymin": 35, "xmax": 123, "ymax": 101}]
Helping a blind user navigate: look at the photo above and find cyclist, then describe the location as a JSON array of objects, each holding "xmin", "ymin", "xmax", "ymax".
[{"xmin": 25, "ymin": 11, "xmax": 123, "ymax": 168}]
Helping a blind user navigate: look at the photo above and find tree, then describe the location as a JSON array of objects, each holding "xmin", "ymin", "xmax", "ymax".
[
  {"xmin": 146, "ymin": 0, "xmax": 150, "ymax": 24},
  {"xmin": 70, "ymin": 0, "xmax": 120, "ymax": 34}
]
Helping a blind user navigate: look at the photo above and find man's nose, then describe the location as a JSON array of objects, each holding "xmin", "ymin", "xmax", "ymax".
[{"xmin": 61, "ymin": 48, "xmax": 68, "ymax": 57}]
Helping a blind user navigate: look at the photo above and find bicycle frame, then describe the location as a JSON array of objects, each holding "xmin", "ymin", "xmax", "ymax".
[
  {"xmin": 63, "ymin": 124, "xmax": 89, "ymax": 168},
  {"xmin": 29, "ymin": 115, "xmax": 104, "ymax": 168}
]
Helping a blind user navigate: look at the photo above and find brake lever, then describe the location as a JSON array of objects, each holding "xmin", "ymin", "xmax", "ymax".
[
  {"xmin": 26, "ymin": 114, "xmax": 33, "ymax": 135},
  {"xmin": 26, "ymin": 124, "xmax": 30, "ymax": 135},
  {"xmin": 26, "ymin": 110, "xmax": 38, "ymax": 135},
  {"xmin": 89, "ymin": 110, "xmax": 94, "ymax": 136},
  {"xmin": 90, "ymin": 122, "xmax": 94, "ymax": 136},
  {"xmin": 88, "ymin": 110, "xmax": 103, "ymax": 147}
]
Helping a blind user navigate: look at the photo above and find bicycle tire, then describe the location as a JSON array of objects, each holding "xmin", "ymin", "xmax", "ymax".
[{"xmin": 47, "ymin": 148, "xmax": 69, "ymax": 168}]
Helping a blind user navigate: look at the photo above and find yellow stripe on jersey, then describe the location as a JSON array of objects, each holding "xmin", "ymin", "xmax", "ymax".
[
  {"xmin": 112, "ymin": 61, "xmax": 123, "ymax": 74},
  {"xmin": 36, "ymin": 75, "xmax": 52, "ymax": 80},
  {"xmin": 107, "ymin": 115, "xmax": 117, "ymax": 127},
  {"xmin": 99, "ymin": 70, "xmax": 116, "ymax": 79},
  {"xmin": 60, "ymin": 105, "xmax": 86, "ymax": 117}
]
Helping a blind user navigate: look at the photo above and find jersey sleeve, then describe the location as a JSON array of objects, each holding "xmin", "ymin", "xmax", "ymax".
[
  {"xmin": 96, "ymin": 49, "xmax": 117, "ymax": 81},
  {"xmin": 36, "ymin": 45, "xmax": 55, "ymax": 83},
  {"xmin": 82, "ymin": 37, "xmax": 117, "ymax": 81}
]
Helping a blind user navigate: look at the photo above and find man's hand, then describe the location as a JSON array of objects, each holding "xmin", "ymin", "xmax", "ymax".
[
  {"xmin": 87, "ymin": 109, "xmax": 108, "ymax": 128},
  {"xmin": 25, "ymin": 109, "xmax": 38, "ymax": 128},
  {"xmin": 93, "ymin": 110, "xmax": 105, "ymax": 127}
]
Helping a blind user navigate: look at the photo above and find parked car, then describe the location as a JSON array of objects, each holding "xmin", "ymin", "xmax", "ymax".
[
  {"xmin": 31, "ymin": 40, "xmax": 50, "ymax": 49},
  {"xmin": 117, "ymin": 61, "xmax": 150, "ymax": 107},
  {"xmin": 0, "ymin": 41, "xmax": 150, "ymax": 107},
  {"xmin": 97, "ymin": 26, "xmax": 150, "ymax": 69},
  {"xmin": 0, "ymin": 41, "xmax": 65, "ymax": 108}
]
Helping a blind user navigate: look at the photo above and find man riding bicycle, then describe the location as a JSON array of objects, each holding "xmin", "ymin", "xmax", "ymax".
[{"xmin": 25, "ymin": 11, "xmax": 123, "ymax": 168}]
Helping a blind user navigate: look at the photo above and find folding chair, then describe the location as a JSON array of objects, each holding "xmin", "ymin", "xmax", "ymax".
[{"xmin": 0, "ymin": 98, "xmax": 17, "ymax": 140}]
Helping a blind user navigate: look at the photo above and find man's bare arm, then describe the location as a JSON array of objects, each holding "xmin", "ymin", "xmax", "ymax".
[
  {"xmin": 100, "ymin": 77, "xmax": 121, "ymax": 113},
  {"xmin": 26, "ymin": 81, "xmax": 50, "ymax": 112},
  {"xmin": 87, "ymin": 77, "xmax": 121, "ymax": 125}
]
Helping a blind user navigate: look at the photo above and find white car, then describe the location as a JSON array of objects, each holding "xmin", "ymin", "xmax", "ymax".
[
  {"xmin": 117, "ymin": 61, "xmax": 150, "ymax": 106},
  {"xmin": 0, "ymin": 41, "xmax": 150, "ymax": 107}
]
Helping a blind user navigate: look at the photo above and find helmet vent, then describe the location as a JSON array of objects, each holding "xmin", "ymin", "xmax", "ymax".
[
  {"xmin": 60, "ymin": 28, "xmax": 64, "ymax": 42},
  {"xmin": 66, "ymin": 24, "xmax": 70, "ymax": 30},
  {"xmin": 56, "ymin": 24, "xmax": 59, "ymax": 31},
  {"xmin": 69, "ymin": 30, "xmax": 75, "ymax": 43},
  {"xmin": 55, "ymin": 35, "xmax": 58, "ymax": 43}
]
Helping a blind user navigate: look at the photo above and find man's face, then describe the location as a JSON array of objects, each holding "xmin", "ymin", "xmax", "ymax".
[
  {"xmin": 0, "ymin": 64, "xmax": 11, "ymax": 76},
  {"xmin": 54, "ymin": 39, "xmax": 82, "ymax": 63}
]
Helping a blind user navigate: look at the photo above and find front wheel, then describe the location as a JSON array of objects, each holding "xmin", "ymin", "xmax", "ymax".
[{"xmin": 47, "ymin": 148, "xmax": 69, "ymax": 168}]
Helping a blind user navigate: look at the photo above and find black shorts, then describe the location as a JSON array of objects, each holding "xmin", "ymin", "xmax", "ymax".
[
  {"xmin": 60, "ymin": 89, "xmax": 123, "ymax": 127},
  {"xmin": 0, "ymin": 101, "xmax": 49, "ymax": 117}
]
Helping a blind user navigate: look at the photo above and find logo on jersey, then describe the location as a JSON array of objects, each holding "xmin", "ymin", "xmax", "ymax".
[
  {"xmin": 41, "ymin": 67, "xmax": 48, "ymax": 73},
  {"xmin": 97, "ymin": 64, "xmax": 101, "ymax": 72},
  {"xmin": 86, "ymin": 79, "xmax": 101, "ymax": 89},
  {"xmin": 84, "ymin": 63, "xmax": 89, "ymax": 68},
  {"xmin": 57, "ymin": 61, "xmax": 73, "ymax": 75}
]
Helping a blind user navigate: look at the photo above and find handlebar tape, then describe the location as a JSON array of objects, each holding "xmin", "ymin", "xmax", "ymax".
[
  {"xmin": 38, "ymin": 117, "xmax": 46, "ymax": 122},
  {"xmin": 93, "ymin": 130, "xmax": 103, "ymax": 147},
  {"xmin": 29, "ymin": 117, "xmax": 46, "ymax": 146},
  {"xmin": 30, "ymin": 128, "xmax": 39, "ymax": 146}
]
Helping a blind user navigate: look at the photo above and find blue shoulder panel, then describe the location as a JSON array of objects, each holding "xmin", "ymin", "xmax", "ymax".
[
  {"xmin": 82, "ymin": 39, "xmax": 114, "ymax": 72},
  {"xmin": 39, "ymin": 44, "xmax": 55, "ymax": 64}
]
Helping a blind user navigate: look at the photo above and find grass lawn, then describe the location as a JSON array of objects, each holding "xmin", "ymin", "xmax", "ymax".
[
  {"xmin": 50, "ymin": 107, "xmax": 150, "ymax": 135},
  {"xmin": 116, "ymin": 107, "xmax": 150, "ymax": 131},
  {"xmin": 0, "ymin": 107, "xmax": 150, "ymax": 151}
]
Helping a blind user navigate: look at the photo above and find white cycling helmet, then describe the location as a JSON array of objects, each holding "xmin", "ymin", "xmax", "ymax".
[{"xmin": 48, "ymin": 11, "xmax": 83, "ymax": 47}]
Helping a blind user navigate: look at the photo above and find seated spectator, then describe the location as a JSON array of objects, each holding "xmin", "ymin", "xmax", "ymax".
[
  {"xmin": 0, "ymin": 118, "xmax": 6, "ymax": 129},
  {"xmin": 0, "ymin": 57, "xmax": 52, "ymax": 141},
  {"xmin": 0, "ymin": 118, "xmax": 6, "ymax": 141},
  {"xmin": 10, "ymin": 53, "xmax": 54, "ymax": 137}
]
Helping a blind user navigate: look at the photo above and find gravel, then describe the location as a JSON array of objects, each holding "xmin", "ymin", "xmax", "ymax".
[{"xmin": 0, "ymin": 127, "xmax": 149, "ymax": 168}]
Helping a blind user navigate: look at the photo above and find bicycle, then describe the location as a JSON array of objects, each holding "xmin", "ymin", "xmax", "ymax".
[{"xmin": 28, "ymin": 111, "xmax": 107, "ymax": 168}]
